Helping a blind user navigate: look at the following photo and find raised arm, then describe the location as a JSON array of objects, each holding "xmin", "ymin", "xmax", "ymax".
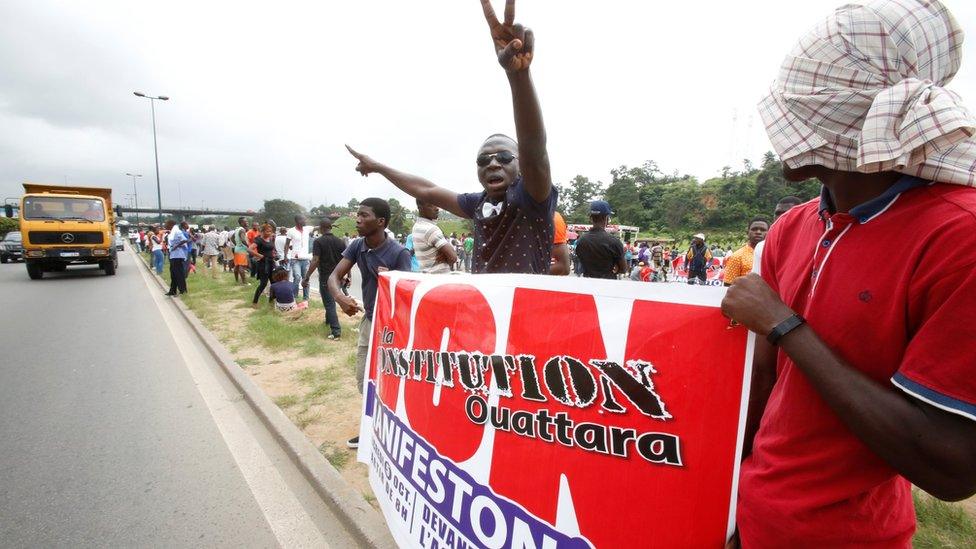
[
  {"xmin": 345, "ymin": 145, "xmax": 466, "ymax": 218},
  {"xmin": 480, "ymin": 0, "xmax": 551, "ymax": 204}
]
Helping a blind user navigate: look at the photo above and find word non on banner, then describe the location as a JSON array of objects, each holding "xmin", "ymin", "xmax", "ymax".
[{"xmin": 357, "ymin": 273, "xmax": 753, "ymax": 548}]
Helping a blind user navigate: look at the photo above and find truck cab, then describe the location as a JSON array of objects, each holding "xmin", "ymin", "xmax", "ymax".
[{"xmin": 19, "ymin": 184, "xmax": 118, "ymax": 279}]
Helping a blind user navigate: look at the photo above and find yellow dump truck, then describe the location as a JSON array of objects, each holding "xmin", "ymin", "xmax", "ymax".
[{"xmin": 19, "ymin": 183, "xmax": 118, "ymax": 279}]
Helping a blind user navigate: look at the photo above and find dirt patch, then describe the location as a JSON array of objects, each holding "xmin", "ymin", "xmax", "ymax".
[{"xmin": 963, "ymin": 497, "xmax": 976, "ymax": 520}]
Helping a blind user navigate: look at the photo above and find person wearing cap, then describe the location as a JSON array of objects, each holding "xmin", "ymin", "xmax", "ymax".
[
  {"xmin": 574, "ymin": 200, "xmax": 627, "ymax": 279},
  {"xmin": 629, "ymin": 260, "xmax": 643, "ymax": 281},
  {"xmin": 721, "ymin": 1, "xmax": 976, "ymax": 547},
  {"xmin": 684, "ymin": 233, "xmax": 711, "ymax": 285}
]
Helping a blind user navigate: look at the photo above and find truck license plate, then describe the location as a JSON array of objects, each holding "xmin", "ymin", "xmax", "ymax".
[{"xmin": 60, "ymin": 252, "xmax": 80, "ymax": 257}]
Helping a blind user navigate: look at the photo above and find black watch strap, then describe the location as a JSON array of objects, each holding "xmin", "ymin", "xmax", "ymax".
[{"xmin": 766, "ymin": 314, "xmax": 805, "ymax": 346}]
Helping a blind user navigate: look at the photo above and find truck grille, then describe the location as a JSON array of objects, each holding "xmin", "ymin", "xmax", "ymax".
[{"xmin": 28, "ymin": 231, "xmax": 105, "ymax": 245}]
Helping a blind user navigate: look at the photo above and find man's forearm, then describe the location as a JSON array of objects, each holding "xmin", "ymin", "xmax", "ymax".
[
  {"xmin": 371, "ymin": 165, "xmax": 464, "ymax": 217},
  {"xmin": 327, "ymin": 273, "xmax": 343, "ymax": 300},
  {"xmin": 780, "ymin": 325, "xmax": 976, "ymax": 499},
  {"xmin": 305, "ymin": 258, "xmax": 319, "ymax": 281},
  {"xmin": 508, "ymin": 70, "xmax": 550, "ymax": 199}
]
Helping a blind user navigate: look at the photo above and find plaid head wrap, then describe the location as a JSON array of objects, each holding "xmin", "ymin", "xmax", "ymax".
[{"xmin": 759, "ymin": 0, "xmax": 976, "ymax": 186}]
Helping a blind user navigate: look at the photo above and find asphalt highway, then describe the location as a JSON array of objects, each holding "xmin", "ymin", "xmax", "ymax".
[{"xmin": 0, "ymin": 250, "xmax": 361, "ymax": 548}]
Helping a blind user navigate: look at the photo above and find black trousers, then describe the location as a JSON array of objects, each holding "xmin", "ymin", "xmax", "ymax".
[
  {"xmin": 252, "ymin": 260, "xmax": 273, "ymax": 303},
  {"xmin": 169, "ymin": 258, "xmax": 187, "ymax": 294},
  {"xmin": 687, "ymin": 267, "xmax": 707, "ymax": 285}
]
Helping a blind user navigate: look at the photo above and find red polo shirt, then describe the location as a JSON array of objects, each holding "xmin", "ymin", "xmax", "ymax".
[{"xmin": 737, "ymin": 176, "xmax": 976, "ymax": 548}]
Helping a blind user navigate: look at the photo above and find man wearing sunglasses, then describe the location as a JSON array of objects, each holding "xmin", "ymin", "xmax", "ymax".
[{"xmin": 346, "ymin": 0, "xmax": 555, "ymax": 275}]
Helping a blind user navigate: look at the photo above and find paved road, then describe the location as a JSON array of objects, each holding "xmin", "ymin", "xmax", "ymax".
[{"xmin": 0, "ymin": 252, "xmax": 361, "ymax": 548}]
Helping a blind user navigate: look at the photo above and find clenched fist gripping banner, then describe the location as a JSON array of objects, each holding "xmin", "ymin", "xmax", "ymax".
[{"xmin": 357, "ymin": 273, "xmax": 753, "ymax": 548}]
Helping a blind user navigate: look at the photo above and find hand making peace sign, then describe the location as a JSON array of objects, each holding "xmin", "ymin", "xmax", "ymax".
[{"xmin": 480, "ymin": 0, "xmax": 534, "ymax": 72}]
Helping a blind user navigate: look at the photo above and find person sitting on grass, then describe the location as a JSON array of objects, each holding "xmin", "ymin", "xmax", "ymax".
[{"xmin": 269, "ymin": 267, "xmax": 302, "ymax": 315}]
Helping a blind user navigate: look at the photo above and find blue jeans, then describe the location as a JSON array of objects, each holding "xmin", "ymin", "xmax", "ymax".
[
  {"xmin": 152, "ymin": 250, "xmax": 164, "ymax": 274},
  {"xmin": 289, "ymin": 259, "xmax": 310, "ymax": 301},
  {"xmin": 319, "ymin": 284, "xmax": 341, "ymax": 337}
]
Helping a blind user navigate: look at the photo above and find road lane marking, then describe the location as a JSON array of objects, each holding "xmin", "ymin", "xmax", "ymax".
[{"xmin": 133, "ymin": 255, "xmax": 329, "ymax": 548}]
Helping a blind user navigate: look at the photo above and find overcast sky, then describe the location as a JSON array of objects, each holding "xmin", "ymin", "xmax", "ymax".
[{"xmin": 2, "ymin": 0, "xmax": 974, "ymax": 213}]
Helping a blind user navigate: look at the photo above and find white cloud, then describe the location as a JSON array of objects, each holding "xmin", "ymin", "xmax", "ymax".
[{"xmin": 1, "ymin": 0, "xmax": 974, "ymax": 212}]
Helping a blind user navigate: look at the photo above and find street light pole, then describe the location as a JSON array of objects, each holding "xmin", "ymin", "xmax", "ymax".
[
  {"xmin": 133, "ymin": 92, "xmax": 169, "ymax": 223},
  {"xmin": 125, "ymin": 172, "xmax": 142, "ymax": 224}
]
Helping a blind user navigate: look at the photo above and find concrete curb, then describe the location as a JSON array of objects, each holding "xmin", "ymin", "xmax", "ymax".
[{"xmin": 136, "ymin": 253, "xmax": 395, "ymax": 549}]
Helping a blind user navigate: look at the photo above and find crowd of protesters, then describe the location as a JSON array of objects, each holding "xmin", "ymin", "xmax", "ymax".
[
  {"xmin": 125, "ymin": 1, "xmax": 976, "ymax": 544},
  {"xmin": 347, "ymin": 2, "xmax": 976, "ymax": 547}
]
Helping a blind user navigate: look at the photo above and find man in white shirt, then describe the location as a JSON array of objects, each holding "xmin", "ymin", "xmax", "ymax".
[
  {"xmin": 217, "ymin": 227, "xmax": 229, "ymax": 271},
  {"xmin": 411, "ymin": 199, "xmax": 456, "ymax": 273},
  {"xmin": 274, "ymin": 227, "xmax": 289, "ymax": 269},
  {"xmin": 285, "ymin": 215, "xmax": 312, "ymax": 302}
]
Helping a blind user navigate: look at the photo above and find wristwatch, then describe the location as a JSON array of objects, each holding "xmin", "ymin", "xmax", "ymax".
[{"xmin": 766, "ymin": 313, "xmax": 805, "ymax": 346}]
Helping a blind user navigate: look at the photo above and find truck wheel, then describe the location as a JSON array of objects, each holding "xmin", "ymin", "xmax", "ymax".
[
  {"xmin": 102, "ymin": 259, "xmax": 117, "ymax": 276},
  {"xmin": 1, "ymin": 254, "xmax": 8, "ymax": 264},
  {"xmin": 26, "ymin": 262, "xmax": 43, "ymax": 280}
]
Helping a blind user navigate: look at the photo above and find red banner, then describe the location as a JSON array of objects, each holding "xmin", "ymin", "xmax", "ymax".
[{"xmin": 358, "ymin": 273, "xmax": 752, "ymax": 548}]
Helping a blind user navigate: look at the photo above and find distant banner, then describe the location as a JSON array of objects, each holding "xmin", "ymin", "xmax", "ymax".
[
  {"xmin": 671, "ymin": 256, "xmax": 725, "ymax": 285},
  {"xmin": 357, "ymin": 273, "xmax": 752, "ymax": 548}
]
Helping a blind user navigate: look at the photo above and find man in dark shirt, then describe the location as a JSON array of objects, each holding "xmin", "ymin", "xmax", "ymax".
[
  {"xmin": 575, "ymin": 200, "xmax": 627, "ymax": 279},
  {"xmin": 302, "ymin": 218, "xmax": 348, "ymax": 340},
  {"xmin": 327, "ymin": 198, "xmax": 412, "ymax": 449},
  {"xmin": 344, "ymin": 0, "xmax": 555, "ymax": 274}
]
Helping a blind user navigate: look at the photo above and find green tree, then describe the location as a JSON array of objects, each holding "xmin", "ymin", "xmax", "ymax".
[
  {"xmin": 261, "ymin": 199, "xmax": 306, "ymax": 225},
  {"xmin": 387, "ymin": 198, "xmax": 409, "ymax": 236},
  {"xmin": 556, "ymin": 175, "xmax": 604, "ymax": 223}
]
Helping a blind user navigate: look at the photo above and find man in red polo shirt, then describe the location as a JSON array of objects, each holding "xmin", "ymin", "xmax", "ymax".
[{"xmin": 722, "ymin": 1, "xmax": 976, "ymax": 547}]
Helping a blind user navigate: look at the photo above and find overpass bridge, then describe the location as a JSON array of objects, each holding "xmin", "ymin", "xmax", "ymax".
[
  {"xmin": 3, "ymin": 202, "xmax": 257, "ymax": 221},
  {"xmin": 117, "ymin": 206, "xmax": 257, "ymax": 220}
]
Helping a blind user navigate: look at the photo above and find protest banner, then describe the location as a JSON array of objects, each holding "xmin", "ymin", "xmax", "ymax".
[
  {"xmin": 357, "ymin": 273, "xmax": 753, "ymax": 548},
  {"xmin": 671, "ymin": 256, "xmax": 726, "ymax": 285}
]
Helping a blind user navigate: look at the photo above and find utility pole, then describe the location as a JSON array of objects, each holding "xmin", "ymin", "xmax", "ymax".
[
  {"xmin": 133, "ymin": 92, "xmax": 169, "ymax": 222},
  {"xmin": 126, "ymin": 173, "xmax": 142, "ymax": 223}
]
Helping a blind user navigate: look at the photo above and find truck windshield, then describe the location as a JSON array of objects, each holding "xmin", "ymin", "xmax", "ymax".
[{"xmin": 23, "ymin": 197, "xmax": 105, "ymax": 221}]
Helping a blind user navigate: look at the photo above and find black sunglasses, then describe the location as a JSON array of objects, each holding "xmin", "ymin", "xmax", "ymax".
[{"xmin": 476, "ymin": 151, "xmax": 517, "ymax": 167}]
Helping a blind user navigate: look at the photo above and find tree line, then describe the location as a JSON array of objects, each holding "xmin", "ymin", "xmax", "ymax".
[{"xmin": 556, "ymin": 152, "xmax": 820, "ymax": 238}]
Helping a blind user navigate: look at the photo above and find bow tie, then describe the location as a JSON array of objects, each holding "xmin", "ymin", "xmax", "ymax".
[{"xmin": 481, "ymin": 201, "xmax": 504, "ymax": 218}]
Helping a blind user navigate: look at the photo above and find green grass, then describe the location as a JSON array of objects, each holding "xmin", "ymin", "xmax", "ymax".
[
  {"xmin": 236, "ymin": 358, "xmax": 260, "ymax": 366},
  {"xmin": 294, "ymin": 410, "xmax": 321, "ymax": 430},
  {"xmin": 246, "ymin": 308, "xmax": 333, "ymax": 352},
  {"xmin": 273, "ymin": 394, "xmax": 300, "ymax": 408},
  {"xmin": 914, "ymin": 490, "xmax": 976, "ymax": 548},
  {"xmin": 295, "ymin": 367, "xmax": 343, "ymax": 404},
  {"xmin": 318, "ymin": 441, "xmax": 351, "ymax": 470}
]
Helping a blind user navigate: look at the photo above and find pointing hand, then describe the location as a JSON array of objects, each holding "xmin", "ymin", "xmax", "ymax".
[{"xmin": 345, "ymin": 145, "xmax": 380, "ymax": 177}]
